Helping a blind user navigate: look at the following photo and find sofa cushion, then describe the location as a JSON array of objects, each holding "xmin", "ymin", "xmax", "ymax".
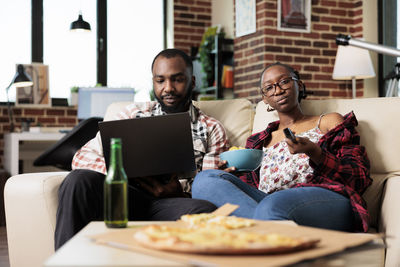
[
  {"xmin": 253, "ymin": 98, "xmax": 400, "ymax": 174},
  {"xmin": 194, "ymin": 99, "xmax": 254, "ymax": 147}
]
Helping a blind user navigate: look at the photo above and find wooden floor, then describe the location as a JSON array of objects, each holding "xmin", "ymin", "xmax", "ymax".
[{"xmin": 0, "ymin": 227, "xmax": 10, "ymax": 267}]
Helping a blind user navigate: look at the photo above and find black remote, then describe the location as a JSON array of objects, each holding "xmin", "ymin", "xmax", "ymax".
[{"xmin": 283, "ymin": 128, "xmax": 297, "ymax": 143}]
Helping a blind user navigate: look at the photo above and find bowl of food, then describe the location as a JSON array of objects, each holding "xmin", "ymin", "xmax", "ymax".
[{"xmin": 220, "ymin": 147, "xmax": 263, "ymax": 171}]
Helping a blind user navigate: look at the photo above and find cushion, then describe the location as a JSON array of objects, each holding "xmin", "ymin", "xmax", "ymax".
[
  {"xmin": 194, "ymin": 99, "xmax": 255, "ymax": 147},
  {"xmin": 253, "ymin": 98, "xmax": 400, "ymax": 174}
]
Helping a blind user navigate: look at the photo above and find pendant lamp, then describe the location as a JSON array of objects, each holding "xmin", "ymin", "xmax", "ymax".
[{"xmin": 70, "ymin": 11, "xmax": 91, "ymax": 32}]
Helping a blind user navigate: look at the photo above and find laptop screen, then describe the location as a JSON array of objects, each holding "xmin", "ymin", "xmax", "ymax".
[{"xmin": 99, "ymin": 112, "xmax": 196, "ymax": 178}]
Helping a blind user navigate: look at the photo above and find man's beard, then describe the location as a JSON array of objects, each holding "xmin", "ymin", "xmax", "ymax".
[{"xmin": 154, "ymin": 89, "xmax": 192, "ymax": 114}]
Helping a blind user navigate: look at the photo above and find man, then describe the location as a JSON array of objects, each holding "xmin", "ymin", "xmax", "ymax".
[{"xmin": 54, "ymin": 48, "xmax": 229, "ymax": 249}]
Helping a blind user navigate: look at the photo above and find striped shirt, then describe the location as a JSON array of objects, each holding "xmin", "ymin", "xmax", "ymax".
[{"xmin": 71, "ymin": 101, "xmax": 229, "ymax": 192}]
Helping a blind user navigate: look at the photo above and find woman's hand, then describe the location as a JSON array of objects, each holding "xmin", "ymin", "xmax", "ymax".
[{"xmin": 285, "ymin": 136, "xmax": 322, "ymax": 165}]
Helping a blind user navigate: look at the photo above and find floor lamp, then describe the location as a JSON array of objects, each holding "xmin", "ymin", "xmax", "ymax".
[
  {"xmin": 332, "ymin": 44, "xmax": 375, "ymax": 98},
  {"xmin": 5, "ymin": 64, "xmax": 33, "ymax": 132}
]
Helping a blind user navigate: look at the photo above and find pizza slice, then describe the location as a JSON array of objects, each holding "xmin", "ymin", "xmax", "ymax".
[{"xmin": 133, "ymin": 224, "xmax": 320, "ymax": 255}]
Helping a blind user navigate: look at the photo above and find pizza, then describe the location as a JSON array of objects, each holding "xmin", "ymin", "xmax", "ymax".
[
  {"xmin": 133, "ymin": 224, "xmax": 320, "ymax": 255},
  {"xmin": 180, "ymin": 213, "xmax": 256, "ymax": 229}
]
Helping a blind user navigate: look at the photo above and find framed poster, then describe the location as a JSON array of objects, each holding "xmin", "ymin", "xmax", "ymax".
[
  {"xmin": 16, "ymin": 63, "xmax": 50, "ymax": 106},
  {"xmin": 235, "ymin": 0, "xmax": 256, "ymax": 37},
  {"xmin": 277, "ymin": 0, "xmax": 311, "ymax": 33}
]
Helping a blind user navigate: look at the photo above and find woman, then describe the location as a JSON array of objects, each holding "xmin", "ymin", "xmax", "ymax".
[{"xmin": 192, "ymin": 62, "xmax": 372, "ymax": 232}]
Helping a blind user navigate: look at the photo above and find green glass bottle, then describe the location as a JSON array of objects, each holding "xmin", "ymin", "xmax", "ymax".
[{"xmin": 104, "ymin": 138, "xmax": 128, "ymax": 228}]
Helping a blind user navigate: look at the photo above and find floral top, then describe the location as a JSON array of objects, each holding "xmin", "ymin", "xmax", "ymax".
[{"xmin": 259, "ymin": 124, "xmax": 324, "ymax": 194}]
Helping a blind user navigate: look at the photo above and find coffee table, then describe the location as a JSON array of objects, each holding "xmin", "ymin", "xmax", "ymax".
[{"xmin": 44, "ymin": 221, "xmax": 384, "ymax": 267}]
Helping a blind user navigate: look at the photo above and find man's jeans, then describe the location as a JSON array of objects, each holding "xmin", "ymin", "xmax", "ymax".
[{"xmin": 192, "ymin": 169, "xmax": 354, "ymax": 231}]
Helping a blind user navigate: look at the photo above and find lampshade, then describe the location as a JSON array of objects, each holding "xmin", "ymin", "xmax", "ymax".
[
  {"xmin": 70, "ymin": 13, "xmax": 91, "ymax": 32},
  {"xmin": 332, "ymin": 45, "xmax": 375, "ymax": 98},
  {"xmin": 12, "ymin": 64, "xmax": 34, "ymax": 88},
  {"xmin": 5, "ymin": 64, "xmax": 33, "ymax": 132}
]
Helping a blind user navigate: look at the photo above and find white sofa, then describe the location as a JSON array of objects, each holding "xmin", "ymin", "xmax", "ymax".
[{"xmin": 4, "ymin": 97, "xmax": 400, "ymax": 267}]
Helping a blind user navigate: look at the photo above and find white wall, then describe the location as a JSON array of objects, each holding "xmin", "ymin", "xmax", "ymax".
[
  {"xmin": 363, "ymin": 0, "xmax": 379, "ymax": 98},
  {"xmin": 212, "ymin": 0, "xmax": 234, "ymax": 38}
]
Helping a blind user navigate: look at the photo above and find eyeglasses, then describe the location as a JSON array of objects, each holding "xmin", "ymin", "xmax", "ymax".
[{"xmin": 260, "ymin": 77, "xmax": 298, "ymax": 97}]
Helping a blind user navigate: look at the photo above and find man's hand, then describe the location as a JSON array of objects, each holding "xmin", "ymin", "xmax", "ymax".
[
  {"xmin": 134, "ymin": 174, "xmax": 186, "ymax": 198},
  {"xmin": 217, "ymin": 160, "xmax": 248, "ymax": 176}
]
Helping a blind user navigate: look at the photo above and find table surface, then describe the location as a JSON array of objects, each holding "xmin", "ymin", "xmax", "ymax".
[{"xmin": 44, "ymin": 221, "xmax": 385, "ymax": 267}]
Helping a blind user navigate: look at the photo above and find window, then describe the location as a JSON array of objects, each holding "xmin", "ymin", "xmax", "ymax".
[
  {"xmin": 379, "ymin": 0, "xmax": 398, "ymax": 96},
  {"xmin": 43, "ymin": 0, "xmax": 97, "ymax": 98},
  {"xmin": 0, "ymin": 0, "xmax": 31, "ymax": 102},
  {"xmin": 107, "ymin": 0, "xmax": 164, "ymax": 101},
  {"xmin": 0, "ymin": 0, "xmax": 165, "ymax": 102}
]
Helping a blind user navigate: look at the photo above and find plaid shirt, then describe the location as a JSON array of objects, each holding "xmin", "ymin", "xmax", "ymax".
[
  {"xmin": 240, "ymin": 112, "xmax": 372, "ymax": 232},
  {"xmin": 72, "ymin": 101, "xmax": 229, "ymax": 192}
]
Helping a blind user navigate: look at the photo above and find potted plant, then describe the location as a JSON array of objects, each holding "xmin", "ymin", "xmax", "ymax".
[
  {"xmin": 198, "ymin": 26, "xmax": 225, "ymax": 87},
  {"xmin": 70, "ymin": 86, "xmax": 79, "ymax": 106}
]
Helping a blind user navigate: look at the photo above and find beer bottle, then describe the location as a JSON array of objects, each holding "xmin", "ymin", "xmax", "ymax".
[{"xmin": 104, "ymin": 138, "xmax": 128, "ymax": 228}]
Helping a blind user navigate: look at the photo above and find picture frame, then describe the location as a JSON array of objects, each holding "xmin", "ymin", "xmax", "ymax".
[
  {"xmin": 16, "ymin": 63, "xmax": 50, "ymax": 107},
  {"xmin": 235, "ymin": 0, "xmax": 256, "ymax": 37},
  {"xmin": 277, "ymin": 0, "xmax": 311, "ymax": 33}
]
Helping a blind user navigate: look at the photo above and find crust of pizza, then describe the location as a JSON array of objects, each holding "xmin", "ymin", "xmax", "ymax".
[
  {"xmin": 180, "ymin": 213, "xmax": 256, "ymax": 229},
  {"xmin": 133, "ymin": 225, "xmax": 320, "ymax": 255}
]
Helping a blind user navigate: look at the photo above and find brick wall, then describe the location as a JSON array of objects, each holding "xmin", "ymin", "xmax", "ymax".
[
  {"xmin": 0, "ymin": 106, "xmax": 78, "ymax": 168},
  {"xmin": 173, "ymin": 0, "xmax": 212, "ymax": 55},
  {"xmin": 173, "ymin": 0, "xmax": 365, "ymax": 103},
  {"xmin": 234, "ymin": 0, "xmax": 364, "ymax": 103}
]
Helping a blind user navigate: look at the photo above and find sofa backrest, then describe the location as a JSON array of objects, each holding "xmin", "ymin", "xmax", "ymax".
[
  {"xmin": 104, "ymin": 99, "xmax": 255, "ymax": 148},
  {"xmin": 253, "ymin": 97, "xmax": 400, "ymax": 174}
]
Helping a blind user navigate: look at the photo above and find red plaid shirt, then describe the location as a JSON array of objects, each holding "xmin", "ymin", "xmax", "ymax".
[{"xmin": 240, "ymin": 112, "xmax": 372, "ymax": 232}]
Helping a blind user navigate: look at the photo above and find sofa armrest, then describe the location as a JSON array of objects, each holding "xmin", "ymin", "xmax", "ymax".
[
  {"xmin": 379, "ymin": 173, "xmax": 400, "ymax": 267},
  {"xmin": 4, "ymin": 172, "xmax": 68, "ymax": 267}
]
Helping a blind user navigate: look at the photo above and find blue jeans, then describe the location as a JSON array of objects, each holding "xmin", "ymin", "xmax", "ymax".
[{"xmin": 192, "ymin": 169, "xmax": 354, "ymax": 231}]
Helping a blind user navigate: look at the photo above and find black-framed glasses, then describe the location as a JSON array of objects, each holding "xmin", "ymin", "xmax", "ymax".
[{"xmin": 260, "ymin": 77, "xmax": 298, "ymax": 97}]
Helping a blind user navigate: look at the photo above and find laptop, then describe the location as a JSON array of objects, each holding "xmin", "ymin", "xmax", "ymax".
[{"xmin": 98, "ymin": 112, "xmax": 196, "ymax": 179}]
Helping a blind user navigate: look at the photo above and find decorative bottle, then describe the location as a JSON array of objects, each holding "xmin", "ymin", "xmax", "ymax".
[{"xmin": 104, "ymin": 138, "xmax": 128, "ymax": 228}]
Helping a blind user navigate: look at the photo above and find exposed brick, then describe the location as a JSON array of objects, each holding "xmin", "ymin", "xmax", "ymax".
[
  {"xmin": 275, "ymin": 55, "xmax": 293, "ymax": 62},
  {"xmin": 285, "ymin": 47, "xmax": 302, "ymax": 54},
  {"xmin": 321, "ymin": 17, "xmax": 338, "ymax": 24},
  {"xmin": 312, "ymin": 90, "xmax": 330, "ymax": 96},
  {"xmin": 323, "ymin": 50, "xmax": 337, "ymax": 56},
  {"xmin": 338, "ymin": 2, "xmax": 354, "ymax": 8},
  {"xmin": 265, "ymin": 46, "xmax": 283, "ymax": 52},
  {"xmin": 332, "ymin": 26, "xmax": 347, "ymax": 32},
  {"xmin": 314, "ymin": 58, "xmax": 330, "ymax": 64},
  {"xmin": 180, "ymin": 13, "xmax": 195, "ymax": 19},
  {"xmin": 275, "ymin": 38, "xmax": 293, "ymax": 45},
  {"xmin": 46, "ymin": 109, "xmax": 65, "ymax": 116},
  {"xmin": 304, "ymin": 49, "xmax": 320, "ymax": 56},
  {"xmin": 304, "ymin": 66, "xmax": 320, "ymax": 72},
  {"xmin": 321, "ymin": 0, "xmax": 337, "ymax": 7},
  {"xmin": 330, "ymin": 9, "xmax": 346, "ymax": 16},
  {"xmin": 313, "ymin": 41, "xmax": 329, "ymax": 48},
  {"xmin": 313, "ymin": 7, "xmax": 329, "ymax": 14},
  {"xmin": 38, "ymin": 117, "xmax": 56, "ymax": 124},
  {"xmin": 24, "ymin": 109, "xmax": 45, "ymax": 116},
  {"xmin": 58, "ymin": 118, "xmax": 77, "ymax": 124},
  {"xmin": 313, "ymin": 24, "xmax": 330, "ymax": 31},
  {"xmin": 295, "ymin": 57, "xmax": 311, "ymax": 63},
  {"xmin": 294, "ymin": 40, "xmax": 311, "ymax": 46},
  {"xmin": 311, "ymin": 15, "xmax": 320, "ymax": 22}
]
